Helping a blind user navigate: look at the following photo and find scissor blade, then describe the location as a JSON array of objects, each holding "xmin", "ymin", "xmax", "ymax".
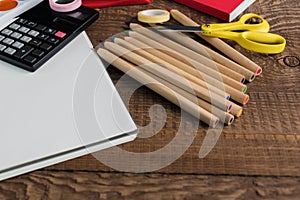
[{"xmin": 154, "ymin": 25, "xmax": 203, "ymax": 32}]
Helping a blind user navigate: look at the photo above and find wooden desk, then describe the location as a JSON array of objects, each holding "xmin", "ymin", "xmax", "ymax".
[{"xmin": 1, "ymin": 0, "xmax": 299, "ymax": 199}]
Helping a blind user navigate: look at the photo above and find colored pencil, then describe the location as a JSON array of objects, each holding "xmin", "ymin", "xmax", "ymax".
[
  {"xmin": 97, "ymin": 47, "xmax": 220, "ymax": 127},
  {"xmin": 113, "ymin": 37, "xmax": 230, "ymax": 99},
  {"xmin": 139, "ymin": 67, "xmax": 235, "ymax": 125},
  {"xmin": 129, "ymin": 23, "xmax": 246, "ymax": 84},
  {"xmin": 229, "ymin": 101, "xmax": 243, "ymax": 117},
  {"xmin": 102, "ymin": 41, "xmax": 232, "ymax": 111},
  {"xmin": 125, "ymin": 30, "xmax": 247, "ymax": 93},
  {"xmin": 168, "ymin": 8, "xmax": 263, "ymax": 76},
  {"xmin": 157, "ymin": 30, "xmax": 256, "ymax": 82},
  {"xmin": 118, "ymin": 35, "xmax": 249, "ymax": 105}
]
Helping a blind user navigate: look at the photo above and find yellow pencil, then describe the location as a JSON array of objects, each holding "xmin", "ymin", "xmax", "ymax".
[{"xmin": 229, "ymin": 101, "xmax": 243, "ymax": 117}]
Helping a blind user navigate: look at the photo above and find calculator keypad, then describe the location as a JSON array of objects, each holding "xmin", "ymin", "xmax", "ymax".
[{"xmin": 0, "ymin": 18, "xmax": 67, "ymax": 71}]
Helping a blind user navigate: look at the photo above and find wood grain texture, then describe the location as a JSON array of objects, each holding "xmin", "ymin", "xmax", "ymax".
[
  {"xmin": 0, "ymin": 0, "xmax": 299, "ymax": 198},
  {"xmin": 0, "ymin": 171, "xmax": 300, "ymax": 200},
  {"xmin": 78, "ymin": 0, "xmax": 300, "ymax": 176}
]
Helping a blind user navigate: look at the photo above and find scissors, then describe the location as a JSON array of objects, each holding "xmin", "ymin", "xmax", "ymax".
[{"xmin": 156, "ymin": 13, "xmax": 286, "ymax": 54}]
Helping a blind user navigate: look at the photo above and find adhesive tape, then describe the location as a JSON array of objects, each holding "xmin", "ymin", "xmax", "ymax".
[
  {"xmin": 49, "ymin": 0, "xmax": 82, "ymax": 12},
  {"xmin": 137, "ymin": 9, "xmax": 170, "ymax": 23}
]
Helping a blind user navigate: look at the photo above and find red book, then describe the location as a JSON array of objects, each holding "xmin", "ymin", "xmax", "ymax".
[
  {"xmin": 82, "ymin": 0, "xmax": 151, "ymax": 8},
  {"xmin": 172, "ymin": 0, "xmax": 256, "ymax": 21}
]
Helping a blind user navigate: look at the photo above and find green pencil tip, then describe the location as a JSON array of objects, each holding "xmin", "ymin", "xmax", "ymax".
[
  {"xmin": 124, "ymin": 30, "xmax": 130, "ymax": 35},
  {"xmin": 242, "ymin": 87, "xmax": 247, "ymax": 93}
]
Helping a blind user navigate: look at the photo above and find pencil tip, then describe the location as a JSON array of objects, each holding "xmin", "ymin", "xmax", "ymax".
[
  {"xmin": 99, "ymin": 40, "xmax": 106, "ymax": 45},
  {"xmin": 242, "ymin": 86, "xmax": 247, "ymax": 93},
  {"xmin": 125, "ymin": 21, "xmax": 131, "ymax": 27},
  {"xmin": 111, "ymin": 36, "xmax": 116, "ymax": 42},
  {"xmin": 166, "ymin": 8, "xmax": 173, "ymax": 12},
  {"xmin": 256, "ymin": 68, "xmax": 262, "ymax": 75},
  {"xmin": 123, "ymin": 30, "xmax": 130, "ymax": 35},
  {"xmin": 119, "ymin": 35, "xmax": 126, "ymax": 40}
]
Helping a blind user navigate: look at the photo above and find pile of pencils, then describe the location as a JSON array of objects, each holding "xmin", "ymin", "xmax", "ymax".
[{"xmin": 97, "ymin": 9, "xmax": 262, "ymax": 128}]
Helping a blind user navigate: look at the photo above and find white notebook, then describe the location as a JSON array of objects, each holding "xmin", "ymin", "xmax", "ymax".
[{"xmin": 0, "ymin": 31, "xmax": 137, "ymax": 181}]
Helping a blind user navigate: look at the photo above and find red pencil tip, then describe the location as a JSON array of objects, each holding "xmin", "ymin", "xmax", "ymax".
[
  {"xmin": 119, "ymin": 35, "xmax": 126, "ymax": 40},
  {"xmin": 166, "ymin": 8, "xmax": 173, "ymax": 12}
]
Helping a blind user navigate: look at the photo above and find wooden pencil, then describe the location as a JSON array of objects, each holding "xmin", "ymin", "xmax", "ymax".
[
  {"xmin": 229, "ymin": 101, "xmax": 243, "ymax": 117},
  {"xmin": 113, "ymin": 37, "xmax": 230, "ymax": 99},
  {"xmin": 117, "ymin": 36, "xmax": 249, "ymax": 105},
  {"xmin": 169, "ymin": 8, "xmax": 263, "ymax": 76},
  {"xmin": 125, "ymin": 30, "xmax": 247, "ymax": 93},
  {"xmin": 157, "ymin": 30, "xmax": 256, "ymax": 82},
  {"xmin": 97, "ymin": 47, "xmax": 220, "ymax": 127},
  {"xmin": 139, "ymin": 67, "xmax": 235, "ymax": 125},
  {"xmin": 129, "ymin": 23, "xmax": 246, "ymax": 84},
  {"xmin": 102, "ymin": 41, "xmax": 232, "ymax": 111}
]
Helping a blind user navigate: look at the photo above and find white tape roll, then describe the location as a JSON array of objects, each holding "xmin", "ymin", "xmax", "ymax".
[
  {"xmin": 49, "ymin": 0, "xmax": 82, "ymax": 12},
  {"xmin": 137, "ymin": 9, "xmax": 170, "ymax": 23}
]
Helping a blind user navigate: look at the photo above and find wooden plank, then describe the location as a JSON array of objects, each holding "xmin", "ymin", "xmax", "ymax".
[{"xmin": 0, "ymin": 171, "xmax": 299, "ymax": 200}]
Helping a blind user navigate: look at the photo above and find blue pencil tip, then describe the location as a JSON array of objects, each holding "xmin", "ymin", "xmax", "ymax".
[{"xmin": 111, "ymin": 36, "xmax": 116, "ymax": 42}]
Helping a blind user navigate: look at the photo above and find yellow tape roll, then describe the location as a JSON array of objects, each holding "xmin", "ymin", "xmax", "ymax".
[{"xmin": 138, "ymin": 9, "xmax": 170, "ymax": 23}]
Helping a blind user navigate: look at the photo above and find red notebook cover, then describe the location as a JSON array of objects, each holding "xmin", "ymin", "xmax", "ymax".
[
  {"xmin": 82, "ymin": 0, "xmax": 151, "ymax": 8},
  {"xmin": 173, "ymin": 0, "xmax": 255, "ymax": 21}
]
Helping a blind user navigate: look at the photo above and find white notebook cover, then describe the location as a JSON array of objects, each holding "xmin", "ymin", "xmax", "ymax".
[{"xmin": 0, "ymin": 31, "xmax": 137, "ymax": 181}]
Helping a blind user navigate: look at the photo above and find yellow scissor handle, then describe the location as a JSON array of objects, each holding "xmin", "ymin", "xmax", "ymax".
[
  {"xmin": 201, "ymin": 13, "xmax": 270, "ymax": 33},
  {"xmin": 201, "ymin": 13, "xmax": 286, "ymax": 54},
  {"xmin": 206, "ymin": 30, "xmax": 286, "ymax": 54}
]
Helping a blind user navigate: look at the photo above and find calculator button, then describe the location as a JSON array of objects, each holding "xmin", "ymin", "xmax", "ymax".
[
  {"xmin": 35, "ymin": 24, "xmax": 47, "ymax": 31},
  {"xmin": 45, "ymin": 28, "xmax": 56, "ymax": 34},
  {"xmin": 24, "ymin": 55, "xmax": 37, "ymax": 64},
  {"xmin": 14, "ymin": 45, "xmax": 34, "ymax": 59},
  {"xmin": 3, "ymin": 38, "xmax": 14, "ymax": 45},
  {"xmin": 0, "ymin": 35, "xmax": 5, "ymax": 41},
  {"xmin": 20, "ymin": 36, "xmax": 32, "ymax": 43},
  {"xmin": 11, "ymin": 32, "xmax": 22, "ymax": 39},
  {"xmin": 32, "ymin": 49, "xmax": 44, "ymax": 57},
  {"xmin": 40, "ymin": 43, "xmax": 52, "ymax": 51},
  {"xmin": 9, "ymin": 23, "xmax": 21, "ymax": 30},
  {"xmin": 47, "ymin": 37, "xmax": 59, "ymax": 44},
  {"xmin": 29, "ymin": 39, "xmax": 42, "ymax": 47},
  {"xmin": 1, "ymin": 29, "xmax": 13, "ymax": 36},
  {"xmin": 37, "ymin": 34, "xmax": 49, "ymax": 40},
  {"xmin": 4, "ymin": 47, "xmax": 16, "ymax": 55},
  {"xmin": 28, "ymin": 30, "xmax": 39, "ymax": 37},
  {"xmin": 12, "ymin": 41, "xmax": 24, "ymax": 49},
  {"xmin": 55, "ymin": 31, "xmax": 66, "ymax": 38},
  {"xmin": 19, "ymin": 26, "xmax": 30, "ymax": 34},
  {"xmin": 0, "ymin": 44, "xmax": 6, "ymax": 51},
  {"xmin": 17, "ymin": 18, "xmax": 28, "ymax": 24},
  {"xmin": 26, "ymin": 21, "xmax": 37, "ymax": 28}
]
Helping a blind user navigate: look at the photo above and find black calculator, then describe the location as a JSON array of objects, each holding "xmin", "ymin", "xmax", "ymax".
[{"xmin": 0, "ymin": 1, "xmax": 99, "ymax": 72}]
